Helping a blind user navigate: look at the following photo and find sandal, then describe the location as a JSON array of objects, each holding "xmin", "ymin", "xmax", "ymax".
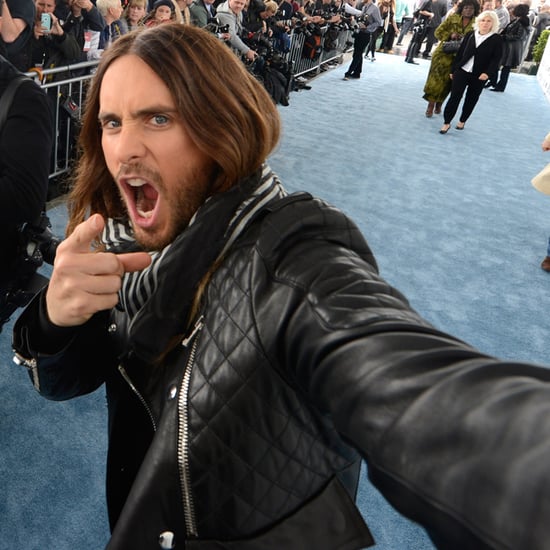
[{"xmin": 425, "ymin": 101, "xmax": 435, "ymax": 118}]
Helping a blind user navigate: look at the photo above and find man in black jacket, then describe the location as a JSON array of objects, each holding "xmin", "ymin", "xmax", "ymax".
[
  {"xmin": 420, "ymin": 0, "xmax": 447, "ymax": 58},
  {"xmin": 0, "ymin": 0, "xmax": 36, "ymax": 70},
  {"xmin": 0, "ymin": 55, "xmax": 53, "ymax": 329},
  {"xmin": 12, "ymin": 22, "xmax": 550, "ymax": 550},
  {"xmin": 61, "ymin": 0, "xmax": 106, "ymax": 61}
]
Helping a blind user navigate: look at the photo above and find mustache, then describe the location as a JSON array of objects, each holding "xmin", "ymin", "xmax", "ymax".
[{"xmin": 116, "ymin": 163, "xmax": 162, "ymax": 185}]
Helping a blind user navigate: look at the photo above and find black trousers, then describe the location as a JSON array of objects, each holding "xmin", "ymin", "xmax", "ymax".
[
  {"xmin": 494, "ymin": 65, "xmax": 511, "ymax": 91},
  {"xmin": 421, "ymin": 26, "xmax": 436, "ymax": 56},
  {"xmin": 443, "ymin": 68, "xmax": 485, "ymax": 125},
  {"xmin": 345, "ymin": 31, "xmax": 370, "ymax": 77},
  {"xmin": 405, "ymin": 21, "xmax": 427, "ymax": 62},
  {"xmin": 366, "ymin": 27, "xmax": 382, "ymax": 57},
  {"xmin": 397, "ymin": 16, "xmax": 413, "ymax": 44}
]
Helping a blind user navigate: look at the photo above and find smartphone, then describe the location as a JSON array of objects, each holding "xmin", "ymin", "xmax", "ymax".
[{"xmin": 41, "ymin": 13, "xmax": 52, "ymax": 31}]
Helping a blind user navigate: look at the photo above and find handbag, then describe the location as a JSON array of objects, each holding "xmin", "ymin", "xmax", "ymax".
[
  {"xmin": 442, "ymin": 39, "xmax": 462, "ymax": 54},
  {"xmin": 532, "ymin": 163, "xmax": 550, "ymax": 195}
]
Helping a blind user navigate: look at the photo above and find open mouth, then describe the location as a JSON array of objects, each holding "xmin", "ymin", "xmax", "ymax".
[{"xmin": 124, "ymin": 178, "xmax": 160, "ymax": 225}]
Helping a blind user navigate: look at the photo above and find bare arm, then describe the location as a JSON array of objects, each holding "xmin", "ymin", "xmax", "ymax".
[{"xmin": 0, "ymin": 0, "xmax": 28, "ymax": 44}]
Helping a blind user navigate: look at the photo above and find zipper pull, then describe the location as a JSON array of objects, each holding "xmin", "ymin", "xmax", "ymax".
[
  {"xmin": 13, "ymin": 352, "xmax": 40, "ymax": 391},
  {"xmin": 13, "ymin": 352, "xmax": 37, "ymax": 370},
  {"xmin": 181, "ymin": 316, "xmax": 204, "ymax": 348}
]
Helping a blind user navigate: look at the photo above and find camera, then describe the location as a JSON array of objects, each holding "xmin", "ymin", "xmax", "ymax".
[
  {"xmin": 0, "ymin": 212, "xmax": 61, "ymax": 332},
  {"xmin": 20, "ymin": 212, "xmax": 60, "ymax": 267},
  {"xmin": 204, "ymin": 17, "xmax": 230, "ymax": 35}
]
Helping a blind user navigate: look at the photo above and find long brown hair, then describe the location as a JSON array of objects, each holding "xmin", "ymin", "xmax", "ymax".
[{"xmin": 67, "ymin": 24, "xmax": 281, "ymax": 236}]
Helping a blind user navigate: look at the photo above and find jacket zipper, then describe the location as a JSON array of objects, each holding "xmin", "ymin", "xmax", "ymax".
[
  {"xmin": 118, "ymin": 364, "xmax": 157, "ymax": 432},
  {"xmin": 13, "ymin": 353, "xmax": 40, "ymax": 391},
  {"xmin": 178, "ymin": 315, "xmax": 204, "ymax": 538}
]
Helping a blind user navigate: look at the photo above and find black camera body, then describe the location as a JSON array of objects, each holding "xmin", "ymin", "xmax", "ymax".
[
  {"xmin": 0, "ymin": 212, "xmax": 61, "ymax": 331},
  {"xmin": 205, "ymin": 17, "xmax": 230, "ymax": 35}
]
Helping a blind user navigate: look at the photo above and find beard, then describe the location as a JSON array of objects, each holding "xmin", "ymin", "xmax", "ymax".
[{"xmin": 117, "ymin": 161, "xmax": 215, "ymax": 252}]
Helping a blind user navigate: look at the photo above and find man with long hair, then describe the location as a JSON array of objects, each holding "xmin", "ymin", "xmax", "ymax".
[{"xmin": 13, "ymin": 22, "xmax": 550, "ymax": 550}]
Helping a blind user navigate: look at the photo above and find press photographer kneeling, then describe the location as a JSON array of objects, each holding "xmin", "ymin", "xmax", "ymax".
[{"xmin": 0, "ymin": 54, "xmax": 56, "ymax": 332}]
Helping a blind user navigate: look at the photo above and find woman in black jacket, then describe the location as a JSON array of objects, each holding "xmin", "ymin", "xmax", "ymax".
[
  {"xmin": 439, "ymin": 9, "xmax": 502, "ymax": 133},
  {"xmin": 490, "ymin": 3, "xmax": 531, "ymax": 92}
]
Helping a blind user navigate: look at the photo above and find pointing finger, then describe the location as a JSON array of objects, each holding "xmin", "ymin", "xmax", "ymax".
[
  {"xmin": 62, "ymin": 214, "xmax": 105, "ymax": 254},
  {"xmin": 118, "ymin": 252, "xmax": 152, "ymax": 274}
]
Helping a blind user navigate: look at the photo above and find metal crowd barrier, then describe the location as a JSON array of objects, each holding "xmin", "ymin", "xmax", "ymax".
[
  {"xmin": 286, "ymin": 25, "xmax": 353, "ymax": 78},
  {"xmin": 28, "ymin": 28, "xmax": 352, "ymax": 189},
  {"xmin": 25, "ymin": 60, "xmax": 99, "ymax": 188}
]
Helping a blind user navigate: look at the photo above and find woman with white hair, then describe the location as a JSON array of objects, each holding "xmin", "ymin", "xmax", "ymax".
[{"xmin": 439, "ymin": 9, "xmax": 502, "ymax": 134}]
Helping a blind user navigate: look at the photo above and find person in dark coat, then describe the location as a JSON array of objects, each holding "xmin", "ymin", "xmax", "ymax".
[
  {"xmin": 0, "ymin": 0, "xmax": 36, "ymax": 71},
  {"xmin": 189, "ymin": 0, "xmax": 217, "ymax": 27},
  {"xmin": 62, "ymin": 0, "xmax": 107, "ymax": 61},
  {"xmin": 439, "ymin": 10, "xmax": 502, "ymax": 133},
  {"xmin": 0, "ymin": 55, "xmax": 53, "ymax": 326},
  {"xmin": 490, "ymin": 2, "xmax": 531, "ymax": 91}
]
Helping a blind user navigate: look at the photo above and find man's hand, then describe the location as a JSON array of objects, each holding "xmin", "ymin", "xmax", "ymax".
[
  {"xmin": 46, "ymin": 214, "xmax": 152, "ymax": 327},
  {"xmin": 74, "ymin": 0, "xmax": 95, "ymax": 10}
]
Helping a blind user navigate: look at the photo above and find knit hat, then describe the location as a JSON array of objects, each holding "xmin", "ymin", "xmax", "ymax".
[{"xmin": 153, "ymin": 0, "xmax": 174, "ymax": 10}]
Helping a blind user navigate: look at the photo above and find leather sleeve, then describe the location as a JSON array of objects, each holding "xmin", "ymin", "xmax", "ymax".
[
  {"xmin": 252, "ymin": 197, "xmax": 550, "ymax": 550},
  {"xmin": 12, "ymin": 289, "xmax": 115, "ymax": 400}
]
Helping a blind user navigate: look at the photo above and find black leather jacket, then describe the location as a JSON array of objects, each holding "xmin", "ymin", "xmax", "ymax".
[{"xmin": 13, "ymin": 192, "xmax": 550, "ymax": 549}]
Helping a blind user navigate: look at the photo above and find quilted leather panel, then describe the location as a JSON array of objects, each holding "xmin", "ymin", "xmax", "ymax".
[{"xmin": 188, "ymin": 247, "xmax": 359, "ymax": 537}]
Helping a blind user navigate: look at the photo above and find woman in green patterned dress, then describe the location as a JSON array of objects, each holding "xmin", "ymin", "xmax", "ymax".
[{"xmin": 422, "ymin": 0, "xmax": 479, "ymax": 117}]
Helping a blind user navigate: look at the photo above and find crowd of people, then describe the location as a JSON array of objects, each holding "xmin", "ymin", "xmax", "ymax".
[
  {"xmin": 341, "ymin": 0, "xmax": 543, "ymax": 105},
  {"xmin": 381, "ymin": 0, "xmax": 539, "ymax": 132},
  {"xmin": 0, "ymin": 0, "xmax": 544, "ymax": 110},
  {"xmin": 0, "ymin": 0, "xmax": 333, "ymax": 109}
]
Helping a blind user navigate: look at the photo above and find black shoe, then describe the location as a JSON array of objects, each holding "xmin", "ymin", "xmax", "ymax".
[
  {"xmin": 490, "ymin": 87, "xmax": 504, "ymax": 92},
  {"xmin": 422, "ymin": 54, "xmax": 431, "ymax": 59},
  {"xmin": 406, "ymin": 60, "xmax": 419, "ymax": 64},
  {"xmin": 439, "ymin": 124, "xmax": 450, "ymax": 134}
]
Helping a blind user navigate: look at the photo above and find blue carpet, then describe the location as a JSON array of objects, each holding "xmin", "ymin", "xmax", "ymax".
[{"xmin": 1, "ymin": 52, "xmax": 549, "ymax": 549}]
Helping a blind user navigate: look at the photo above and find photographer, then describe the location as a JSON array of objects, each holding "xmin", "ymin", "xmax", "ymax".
[
  {"xmin": 216, "ymin": 0, "xmax": 258, "ymax": 61},
  {"xmin": 189, "ymin": 0, "xmax": 218, "ymax": 27},
  {"xmin": 404, "ymin": 0, "xmax": 433, "ymax": 63},
  {"xmin": 343, "ymin": 0, "xmax": 382, "ymax": 79},
  {"xmin": 0, "ymin": 55, "xmax": 53, "ymax": 328}
]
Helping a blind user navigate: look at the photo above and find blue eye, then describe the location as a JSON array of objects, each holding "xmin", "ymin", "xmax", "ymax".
[
  {"xmin": 100, "ymin": 119, "xmax": 121, "ymax": 129},
  {"xmin": 152, "ymin": 114, "xmax": 169, "ymax": 125}
]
